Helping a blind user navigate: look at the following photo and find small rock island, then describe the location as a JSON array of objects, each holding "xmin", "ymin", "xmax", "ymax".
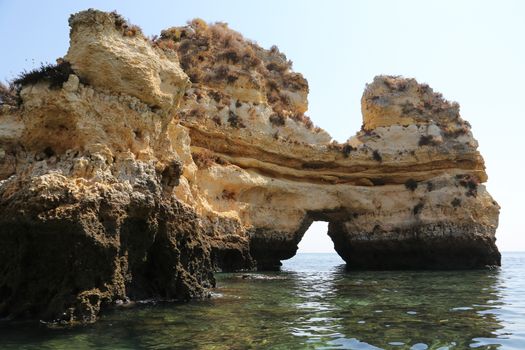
[{"xmin": 0, "ymin": 10, "xmax": 500, "ymax": 324}]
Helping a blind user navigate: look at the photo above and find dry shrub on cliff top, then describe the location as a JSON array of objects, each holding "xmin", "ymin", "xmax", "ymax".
[
  {"xmin": 290, "ymin": 114, "xmax": 314, "ymax": 129},
  {"xmin": 374, "ymin": 76, "xmax": 466, "ymax": 133},
  {"xmin": 383, "ymin": 76, "xmax": 408, "ymax": 92},
  {"xmin": 13, "ymin": 61, "xmax": 77, "ymax": 90},
  {"xmin": 153, "ymin": 19, "xmax": 313, "ymax": 129},
  {"xmin": 110, "ymin": 11, "xmax": 143, "ymax": 37},
  {"xmin": 2, "ymin": 61, "xmax": 85, "ymax": 107},
  {"xmin": 0, "ymin": 82, "xmax": 18, "ymax": 106},
  {"xmin": 442, "ymin": 120, "xmax": 471, "ymax": 138}
]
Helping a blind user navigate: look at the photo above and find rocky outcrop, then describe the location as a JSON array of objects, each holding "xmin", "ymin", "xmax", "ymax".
[{"xmin": 0, "ymin": 9, "xmax": 500, "ymax": 324}]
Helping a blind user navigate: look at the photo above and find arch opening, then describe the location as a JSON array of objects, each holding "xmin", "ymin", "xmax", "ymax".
[
  {"xmin": 249, "ymin": 210, "xmax": 353, "ymax": 271},
  {"xmin": 295, "ymin": 221, "xmax": 335, "ymax": 254},
  {"xmin": 282, "ymin": 221, "xmax": 345, "ymax": 271}
]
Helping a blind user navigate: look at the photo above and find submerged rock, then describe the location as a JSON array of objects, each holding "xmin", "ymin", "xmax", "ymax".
[{"xmin": 0, "ymin": 9, "xmax": 500, "ymax": 324}]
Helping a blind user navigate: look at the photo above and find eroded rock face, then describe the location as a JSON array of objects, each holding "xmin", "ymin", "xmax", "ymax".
[
  {"xmin": 65, "ymin": 10, "xmax": 190, "ymax": 110},
  {"xmin": 0, "ymin": 9, "xmax": 500, "ymax": 324}
]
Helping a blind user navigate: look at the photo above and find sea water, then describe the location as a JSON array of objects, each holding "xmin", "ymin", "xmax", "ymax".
[{"xmin": 0, "ymin": 252, "xmax": 524, "ymax": 349}]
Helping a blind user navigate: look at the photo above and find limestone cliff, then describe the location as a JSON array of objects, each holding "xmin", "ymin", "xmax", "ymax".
[{"xmin": 0, "ymin": 10, "xmax": 500, "ymax": 324}]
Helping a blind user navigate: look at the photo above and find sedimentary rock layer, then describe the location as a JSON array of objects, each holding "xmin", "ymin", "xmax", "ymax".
[{"xmin": 0, "ymin": 9, "xmax": 500, "ymax": 324}]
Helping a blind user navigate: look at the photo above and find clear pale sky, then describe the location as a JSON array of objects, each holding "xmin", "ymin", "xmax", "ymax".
[{"xmin": 1, "ymin": 0, "xmax": 523, "ymax": 252}]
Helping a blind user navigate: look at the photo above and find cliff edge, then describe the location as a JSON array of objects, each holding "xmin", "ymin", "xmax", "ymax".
[{"xmin": 0, "ymin": 10, "xmax": 500, "ymax": 324}]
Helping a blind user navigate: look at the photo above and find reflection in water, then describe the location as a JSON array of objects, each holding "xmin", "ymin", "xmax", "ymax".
[
  {"xmin": 0, "ymin": 253, "xmax": 524, "ymax": 349},
  {"xmin": 284, "ymin": 256, "xmax": 507, "ymax": 349}
]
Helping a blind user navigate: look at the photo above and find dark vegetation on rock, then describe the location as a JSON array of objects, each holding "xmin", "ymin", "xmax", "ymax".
[
  {"xmin": 228, "ymin": 111, "xmax": 245, "ymax": 128},
  {"xmin": 413, "ymin": 202, "xmax": 424, "ymax": 215},
  {"xmin": 419, "ymin": 135, "xmax": 439, "ymax": 146},
  {"xmin": 405, "ymin": 179, "xmax": 418, "ymax": 191},
  {"xmin": 372, "ymin": 150, "xmax": 382, "ymax": 162},
  {"xmin": 192, "ymin": 150, "xmax": 230, "ymax": 168},
  {"xmin": 1, "ymin": 61, "xmax": 85, "ymax": 107},
  {"xmin": 110, "ymin": 10, "xmax": 143, "ymax": 37},
  {"xmin": 269, "ymin": 113, "xmax": 286, "ymax": 126},
  {"xmin": 341, "ymin": 144, "xmax": 356, "ymax": 158},
  {"xmin": 456, "ymin": 174, "xmax": 479, "ymax": 197},
  {"xmin": 153, "ymin": 19, "xmax": 316, "ymax": 129},
  {"xmin": 13, "ymin": 61, "xmax": 78, "ymax": 90}
]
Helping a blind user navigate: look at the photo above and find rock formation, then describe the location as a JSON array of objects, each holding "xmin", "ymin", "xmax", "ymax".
[{"xmin": 0, "ymin": 10, "xmax": 500, "ymax": 324}]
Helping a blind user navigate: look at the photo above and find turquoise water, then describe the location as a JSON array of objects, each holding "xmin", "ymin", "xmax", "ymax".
[{"xmin": 1, "ymin": 252, "xmax": 524, "ymax": 349}]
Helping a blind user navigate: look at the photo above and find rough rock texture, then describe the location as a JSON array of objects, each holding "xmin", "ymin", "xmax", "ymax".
[
  {"xmin": 65, "ymin": 11, "xmax": 190, "ymax": 110},
  {"xmin": 0, "ymin": 10, "xmax": 500, "ymax": 324}
]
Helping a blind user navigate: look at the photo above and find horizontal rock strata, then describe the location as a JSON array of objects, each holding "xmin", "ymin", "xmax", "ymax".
[{"xmin": 0, "ymin": 9, "xmax": 500, "ymax": 324}]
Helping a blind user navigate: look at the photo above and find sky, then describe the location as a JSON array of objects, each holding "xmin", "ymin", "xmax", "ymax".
[{"xmin": 1, "ymin": 0, "xmax": 523, "ymax": 252}]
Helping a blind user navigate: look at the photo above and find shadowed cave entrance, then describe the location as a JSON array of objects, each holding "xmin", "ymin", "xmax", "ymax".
[
  {"xmin": 247, "ymin": 209, "xmax": 502, "ymax": 271},
  {"xmin": 249, "ymin": 212, "xmax": 414, "ymax": 271}
]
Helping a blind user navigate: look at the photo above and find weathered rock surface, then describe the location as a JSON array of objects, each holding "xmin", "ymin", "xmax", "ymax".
[{"xmin": 0, "ymin": 9, "xmax": 500, "ymax": 324}]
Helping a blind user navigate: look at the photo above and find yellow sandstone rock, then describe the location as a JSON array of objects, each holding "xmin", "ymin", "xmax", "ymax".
[{"xmin": 0, "ymin": 9, "xmax": 500, "ymax": 325}]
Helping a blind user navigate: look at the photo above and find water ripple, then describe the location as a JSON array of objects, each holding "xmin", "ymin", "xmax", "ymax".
[{"xmin": 1, "ymin": 253, "xmax": 525, "ymax": 349}]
